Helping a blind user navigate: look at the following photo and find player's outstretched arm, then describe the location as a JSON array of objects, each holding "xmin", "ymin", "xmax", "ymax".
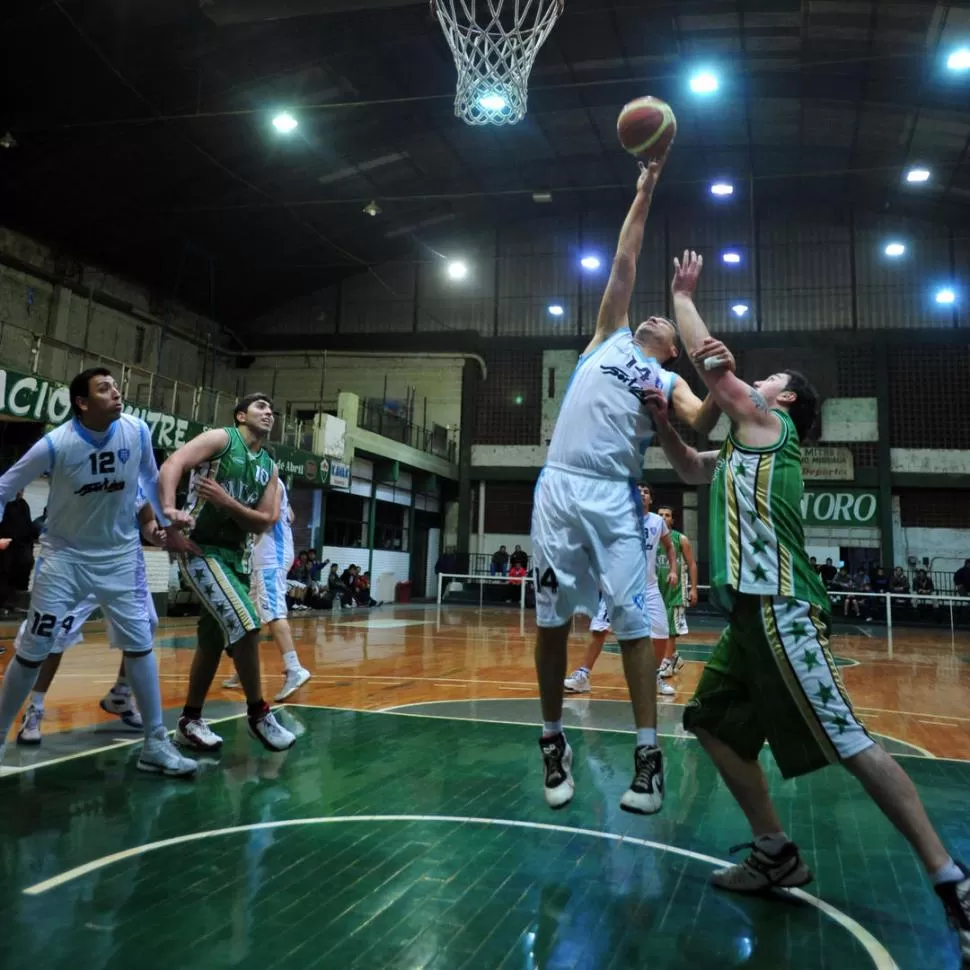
[
  {"xmin": 0, "ymin": 438, "xmax": 54, "ymax": 518},
  {"xmin": 641, "ymin": 387, "xmax": 718, "ymax": 484},
  {"xmin": 669, "ymin": 380, "xmax": 723, "ymax": 435},
  {"xmin": 587, "ymin": 158, "xmax": 665, "ymax": 354}
]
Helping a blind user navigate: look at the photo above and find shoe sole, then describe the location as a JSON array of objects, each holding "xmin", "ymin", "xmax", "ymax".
[
  {"xmin": 16, "ymin": 734, "xmax": 41, "ymax": 746},
  {"xmin": 275, "ymin": 670, "xmax": 311, "ymax": 702},
  {"xmin": 564, "ymin": 685, "xmax": 590, "ymax": 694},
  {"xmin": 619, "ymin": 795, "xmax": 664, "ymax": 816},
  {"xmin": 710, "ymin": 869, "xmax": 814, "ymax": 893},
  {"xmin": 136, "ymin": 759, "xmax": 199, "ymax": 777},
  {"xmin": 247, "ymin": 722, "xmax": 296, "ymax": 752},
  {"xmin": 222, "ymin": 681, "xmax": 242, "ymax": 689},
  {"xmin": 545, "ymin": 784, "xmax": 575, "ymax": 810}
]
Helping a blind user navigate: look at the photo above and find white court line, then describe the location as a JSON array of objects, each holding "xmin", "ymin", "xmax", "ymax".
[
  {"xmin": 0, "ymin": 712, "xmax": 247, "ymax": 779},
  {"xmin": 19, "ymin": 813, "xmax": 898, "ymax": 970}
]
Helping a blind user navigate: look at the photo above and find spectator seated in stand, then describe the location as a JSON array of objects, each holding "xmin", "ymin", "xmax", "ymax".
[
  {"xmin": 354, "ymin": 571, "xmax": 381, "ymax": 608},
  {"xmin": 954, "ymin": 559, "xmax": 970, "ymax": 596},
  {"xmin": 509, "ymin": 544, "xmax": 528, "ymax": 571},
  {"xmin": 818, "ymin": 557, "xmax": 837, "ymax": 587},
  {"xmin": 852, "ymin": 567, "xmax": 872, "ymax": 621},
  {"xmin": 490, "ymin": 545, "xmax": 509, "ymax": 576},
  {"xmin": 913, "ymin": 569, "xmax": 936, "ymax": 613},
  {"xmin": 507, "ymin": 563, "xmax": 528, "ymax": 601},
  {"xmin": 287, "ymin": 550, "xmax": 310, "ymax": 611},
  {"xmin": 830, "ymin": 566, "xmax": 857, "ymax": 617},
  {"xmin": 889, "ymin": 566, "xmax": 911, "ymax": 612},
  {"xmin": 328, "ymin": 563, "xmax": 353, "ymax": 607}
]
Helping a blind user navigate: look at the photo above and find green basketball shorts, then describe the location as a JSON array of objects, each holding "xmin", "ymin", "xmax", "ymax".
[
  {"xmin": 178, "ymin": 551, "xmax": 260, "ymax": 649},
  {"xmin": 683, "ymin": 593, "xmax": 874, "ymax": 779}
]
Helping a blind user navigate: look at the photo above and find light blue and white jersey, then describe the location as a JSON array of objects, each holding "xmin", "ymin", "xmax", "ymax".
[
  {"xmin": 0, "ymin": 413, "xmax": 162, "ymax": 565},
  {"xmin": 252, "ymin": 479, "xmax": 293, "ymax": 571},
  {"xmin": 546, "ymin": 329, "xmax": 678, "ymax": 481},
  {"xmin": 641, "ymin": 511, "xmax": 669, "ymax": 586}
]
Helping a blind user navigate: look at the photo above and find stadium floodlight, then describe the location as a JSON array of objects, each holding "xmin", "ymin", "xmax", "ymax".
[
  {"xmin": 272, "ymin": 111, "xmax": 298, "ymax": 133},
  {"xmin": 710, "ymin": 181, "xmax": 734, "ymax": 197},
  {"xmin": 731, "ymin": 303, "xmax": 749, "ymax": 317},
  {"xmin": 905, "ymin": 167, "xmax": 931, "ymax": 184},
  {"xmin": 447, "ymin": 260, "xmax": 468, "ymax": 280},
  {"xmin": 689, "ymin": 71, "xmax": 719, "ymax": 95}
]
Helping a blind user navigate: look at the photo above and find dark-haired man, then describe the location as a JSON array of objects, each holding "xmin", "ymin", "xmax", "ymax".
[
  {"xmin": 0, "ymin": 367, "xmax": 197, "ymax": 776},
  {"xmin": 640, "ymin": 250, "xmax": 969, "ymax": 962},
  {"xmin": 158, "ymin": 392, "xmax": 295, "ymax": 753}
]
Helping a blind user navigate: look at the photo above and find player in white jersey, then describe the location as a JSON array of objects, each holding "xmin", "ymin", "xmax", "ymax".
[
  {"xmin": 15, "ymin": 489, "xmax": 164, "ymax": 745},
  {"xmin": 531, "ymin": 159, "xmax": 728, "ymax": 814},
  {"xmin": 564, "ymin": 484, "xmax": 677, "ymax": 696},
  {"xmin": 223, "ymin": 480, "xmax": 311, "ymax": 701},
  {"xmin": 0, "ymin": 367, "xmax": 198, "ymax": 776}
]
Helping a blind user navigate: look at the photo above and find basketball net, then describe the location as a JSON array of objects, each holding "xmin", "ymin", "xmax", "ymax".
[{"xmin": 431, "ymin": 0, "xmax": 564, "ymax": 126}]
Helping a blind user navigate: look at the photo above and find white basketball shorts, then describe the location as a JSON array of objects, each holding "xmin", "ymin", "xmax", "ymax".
[
  {"xmin": 531, "ymin": 465, "xmax": 653, "ymax": 640},
  {"xmin": 252, "ymin": 566, "xmax": 289, "ymax": 624},
  {"xmin": 589, "ymin": 585, "xmax": 669, "ymax": 640},
  {"xmin": 17, "ymin": 553, "xmax": 158, "ymax": 662}
]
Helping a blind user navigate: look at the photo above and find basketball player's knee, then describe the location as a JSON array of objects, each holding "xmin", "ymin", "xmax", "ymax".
[{"xmin": 13, "ymin": 651, "xmax": 46, "ymax": 670}]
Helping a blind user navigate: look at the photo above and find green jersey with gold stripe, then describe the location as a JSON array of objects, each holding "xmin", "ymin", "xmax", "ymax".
[
  {"xmin": 186, "ymin": 426, "xmax": 276, "ymax": 574},
  {"xmin": 657, "ymin": 528, "xmax": 686, "ymax": 607},
  {"xmin": 709, "ymin": 409, "xmax": 828, "ymax": 613}
]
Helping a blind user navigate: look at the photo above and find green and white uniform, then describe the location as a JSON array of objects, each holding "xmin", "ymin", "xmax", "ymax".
[
  {"xmin": 684, "ymin": 410, "xmax": 873, "ymax": 778},
  {"xmin": 657, "ymin": 529, "xmax": 689, "ymax": 637},
  {"xmin": 179, "ymin": 427, "xmax": 276, "ymax": 648}
]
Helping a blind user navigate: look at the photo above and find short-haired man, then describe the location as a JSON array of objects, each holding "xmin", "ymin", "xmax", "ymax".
[
  {"xmin": 641, "ymin": 249, "xmax": 969, "ymax": 960},
  {"xmin": 159, "ymin": 392, "xmax": 295, "ymax": 753}
]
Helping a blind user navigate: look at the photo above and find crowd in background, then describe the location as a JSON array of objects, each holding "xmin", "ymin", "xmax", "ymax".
[{"xmin": 286, "ymin": 549, "xmax": 382, "ymax": 612}]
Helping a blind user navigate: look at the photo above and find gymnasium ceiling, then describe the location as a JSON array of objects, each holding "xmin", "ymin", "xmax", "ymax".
[{"xmin": 1, "ymin": 0, "xmax": 969, "ymax": 328}]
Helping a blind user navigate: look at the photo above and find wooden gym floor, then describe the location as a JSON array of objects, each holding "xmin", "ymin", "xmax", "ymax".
[{"xmin": 0, "ymin": 604, "xmax": 968, "ymax": 970}]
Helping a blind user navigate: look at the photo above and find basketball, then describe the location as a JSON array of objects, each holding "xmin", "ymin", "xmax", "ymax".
[{"xmin": 617, "ymin": 96, "xmax": 677, "ymax": 160}]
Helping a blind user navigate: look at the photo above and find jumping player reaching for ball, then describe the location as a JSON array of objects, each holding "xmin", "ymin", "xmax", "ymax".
[
  {"xmin": 158, "ymin": 393, "xmax": 296, "ymax": 754},
  {"xmin": 531, "ymin": 159, "xmax": 727, "ymax": 814},
  {"xmin": 0, "ymin": 367, "xmax": 197, "ymax": 776},
  {"xmin": 642, "ymin": 249, "xmax": 969, "ymax": 961}
]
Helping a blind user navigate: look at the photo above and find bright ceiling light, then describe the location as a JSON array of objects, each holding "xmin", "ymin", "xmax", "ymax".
[
  {"xmin": 580, "ymin": 255, "xmax": 601, "ymax": 271},
  {"xmin": 731, "ymin": 303, "xmax": 749, "ymax": 317},
  {"xmin": 710, "ymin": 181, "xmax": 734, "ymax": 197},
  {"xmin": 689, "ymin": 71, "xmax": 719, "ymax": 94},
  {"xmin": 935, "ymin": 287, "xmax": 956, "ymax": 305},
  {"xmin": 548, "ymin": 304, "xmax": 565, "ymax": 317},
  {"xmin": 272, "ymin": 111, "xmax": 298, "ymax": 134},
  {"xmin": 722, "ymin": 251, "xmax": 742, "ymax": 264},
  {"xmin": 946, "ymin": 47, "xmax": 970, "ymax": 72},
  {"xmin": 478, "ymin": 92, "xmax": 508, "ymax": 111},
  {"xmin": 905, "ymin": 167, "xmax": 930, "ymax": 184},
  {"xmin": 884, "ymin": 241, "xmax": 906, "ymax": 258},
  {"xmin": 447, "ymin": 260, "xmax": 468, "ymax": 280}
]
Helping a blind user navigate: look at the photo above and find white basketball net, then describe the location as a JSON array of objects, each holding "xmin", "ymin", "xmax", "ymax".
[{"xmin": 431, "ymin": 0, "xmax": 564, "ymax": 126}]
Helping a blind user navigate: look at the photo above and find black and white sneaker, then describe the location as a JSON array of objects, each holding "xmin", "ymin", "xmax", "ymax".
[
  {"xmin": 620, "ymin": 744, "xmax": 664, "ymax": 815},
  {"xmin": 711, "ymin": 841, "xmax": 814, "ymax": 892},
  {"xmin": 538, "ymin": 733, "xmax": 574, "ymax": 809},
  {"xmin": 934, "ymin": 860, "xmax": 970, "ymax": 965}
]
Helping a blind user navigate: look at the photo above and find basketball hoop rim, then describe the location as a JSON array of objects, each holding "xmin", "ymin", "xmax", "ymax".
[{"xmin": 429, "ymin": 0, "xmax": 565, "ymax": 16}]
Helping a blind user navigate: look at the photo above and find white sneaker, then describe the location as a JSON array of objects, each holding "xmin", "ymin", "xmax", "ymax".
[
  {"xmin": 248, "ymin": 709, "xmax": 296, "ymax": 751},
  {"xmin": 17, "ymin": 704, "xmax": 44, "ymax": 745},
  {"xmin": 538, "ymin": 733, "xmax": 574, "ymax": 809},
  {"xmin": 223, "ymin": 673, "xmax": 242, "ymax": 689},
  {"xmin": 711, "ymin": 841, "xmax": 814, "ymax": 892},
  {"xmin": 138, "ymin": 728, "xmax": 199, "ymax": 776},
  {"xmin": 658, "ymin": 658, "xmax": 674, "ymax": 679},
  {"xmin": 274, "ymin": 667, "xmax": 311, "ymax": 702},
  {"xmin": 100, "ymin": 687, "xmax": 143, "ymax": 729},
  {"xmin": 620, "ymin": 744, "xmax": 664, "ymax": 815},
  {"xmin": 564, "ymin": 669, "xmax": 591, "ymax": 693},
  {"xmin": 175, "ymin": 716, "xmax": 224, "ymax": 752},
  {"xmin": 671, "ymin": 652, "xmax": 685, "ymax": 674},
  {"xmin": 657, "ymin": 677, "xmax": 675, "ymax": 696}
]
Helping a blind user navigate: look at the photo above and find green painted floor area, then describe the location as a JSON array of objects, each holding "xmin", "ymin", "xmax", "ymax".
[
  {"xmin": 604, "ymin": 640, "xmax": 859, "ymax": 667},
  {"xmin": 1, "ymin": 707, "xmax": 966, "ymax": 970}
]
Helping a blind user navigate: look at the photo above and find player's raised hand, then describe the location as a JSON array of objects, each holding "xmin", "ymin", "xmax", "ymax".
[
  {"xmin": 640, "ymin": 386, "xmax": 669, "ymax": 426},
  {"xmin": 637, "ymin": 155, "xmax": 665, "ymax": 196},
  {"xmin": 672, "ymin": 249, "xmax": 703, "ymax": 297},
  {"xmin": 692, "ymin": 336, "xmax": 736, "ymax": 373},
  {"xmin": 164, "ymin": 528, "xmax": 201, "ymax": 557}
]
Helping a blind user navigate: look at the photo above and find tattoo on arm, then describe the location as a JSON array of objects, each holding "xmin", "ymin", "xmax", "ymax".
[{"xmin": 748, "ymin": 388, "xmax": 768, "ymax": 412}]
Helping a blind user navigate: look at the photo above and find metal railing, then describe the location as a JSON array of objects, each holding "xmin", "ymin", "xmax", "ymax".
[{"xmin": 358, "ymin": 400, "xmax": 457, "ymax": 463}]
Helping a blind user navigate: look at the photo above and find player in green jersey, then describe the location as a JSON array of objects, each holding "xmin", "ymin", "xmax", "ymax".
[
  {"xmin": 655, "ymin": 506, "xmax": 698, "ymax": 680},
  {"xmin": 638, "ymin": 249, "xmax": 969, "ymax": 961},
  {"xmin": 159, "ymin": 392, "xmax": 296, "ymax": 754}
]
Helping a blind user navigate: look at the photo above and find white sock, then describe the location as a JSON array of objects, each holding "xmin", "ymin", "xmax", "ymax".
[
  {"xmin": 281, "ymin": 650, "xmax": 301, "ymax": 673},
  {"xmin": 578, "ymin": 667, "xmax": 589, "ymax": 675},
  {"xmin": 0, "ymin": 658, "xmax": 42, "ymax": 739},
  {"xmin": 542, "ymin": 720, "xmax": 563, "ymax": 738},
  {"xmin": 931, "ymin": 858, "xmax": 964, "ymax": 885},
  {"xmin": 123, "ymin": 652, "xmax": 165, "ymax": 737},
  {"xmin": 755, "ymin": 832, "xmax": 790, "ymax": 856},
  {"xmin": 31, "ymin": 691, "xmax": 47, "ymax": 711},
  {"xmin": 636, "ymin": 727, "xmax": 657, "ymax": 747}
]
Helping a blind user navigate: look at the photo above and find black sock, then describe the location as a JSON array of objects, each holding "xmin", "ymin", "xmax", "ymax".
[
  {"xmin": 247, "ymin": 699, "xmax": 268, "ymax": 719},
  {"xmin": 182, "ymin": 705, "xmax": 203, "ymax": 721}
]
